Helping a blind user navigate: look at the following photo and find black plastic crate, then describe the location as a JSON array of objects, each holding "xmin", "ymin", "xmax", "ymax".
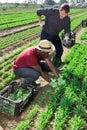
[
  {"xmin": 0, "ymin": 81, "xmax": 33, "ymax": 116},
  {"xmin": 82, "ymin": 20, "xmax": 87, "ymax": 27},
  {"xmin": 62, "ymin": 31, "xmax": 76, "ymax": 48}
]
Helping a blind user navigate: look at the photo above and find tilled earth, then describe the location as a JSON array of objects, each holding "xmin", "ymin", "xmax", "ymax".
[{"xmin": 0, "ymin": 23, "xmax": 39, "ymax": 37}]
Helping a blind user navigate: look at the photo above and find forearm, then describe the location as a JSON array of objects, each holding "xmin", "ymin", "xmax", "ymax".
[
  {"xmin": 37, "ymin": 16, "xmax": 42, "ymax": 23},
  {"xmin": 64, "ymin": 18, "xmax": 71, "ymax": 34},
  {"xmin": 46, "ymin": 59, "xmax": 59, "ymax": 78},
  {"xmin": 32, "ymin": 64, "xmax": 51, "ymax": 82},
  {"xmin": 41, "ymin": 72, "xmax": 51, "ymax": 82},
  {"xmin": 50, "ymin": 65, "xmax": 59, "ymax": 78}
]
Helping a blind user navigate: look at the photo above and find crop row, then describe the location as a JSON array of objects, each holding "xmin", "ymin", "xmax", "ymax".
[
  {"xmin": 63, "ymin": 44, "xmax": 87, "ymax": 79},
  {"xmin": 0, "ymin": 9, "xmax": 43, "ymax": 30},
  {"xmin": 80, "ymin": 27, "xmax": 87, "ymax": 40},
  {"xmin": 1, "ymin": 10, "xmax": 87, "ymax": 52},
  {"xmin": 71, "ymin": 13, "xmax": 87, "ymax": 31},
  {"xmin": 15, "ymin": 105, "xmax": 39, "ymax": 130},
  {"xmin": 69, "ymin": 8, "xmax": 87, "ymax": 15},
  {"xmin": 0, "ymin": 26, "xmax": 40, "ymax": 50},
  {"xmin": 0, "ymin": 9, "xmax": 35, "ymax": 26},
  {"xmin": 0, "ymin": 8, "xmax": 87, "ymax": 31}
]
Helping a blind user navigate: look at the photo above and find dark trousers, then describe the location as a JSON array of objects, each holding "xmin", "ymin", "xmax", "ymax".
[
  {"xmin": 40, "ymin": 29, "xmax": 63, "ymax": 59},
  {"xmin": 14, "ymin": 61, "xmax": 50, "ymax": 84}
]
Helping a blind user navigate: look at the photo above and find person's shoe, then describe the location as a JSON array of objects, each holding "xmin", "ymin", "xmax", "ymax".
[
  {"xmin": 31, "ymin": 82, "xmax": 41, "ymax": 91},
  {"xmin": 26, "ymin": 82, "xmax": 41, "ymax": 92},
  {"xmin": 19, "ymin": 82, "xmax": 28, "ymax": 90},
  {"xmin": 31, "ymin": 82, "xmax": 41, "ymax": 87},
  {"xmin": 19, "ymin": 80, "xmax": 40, "ymax": 90},
  {"xmin": 19, "ymin": 80, "xmax": 33, "ymax": 90}
]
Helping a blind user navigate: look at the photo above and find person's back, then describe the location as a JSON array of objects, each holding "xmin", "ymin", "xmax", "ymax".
[{"xmin": 13, "ymin": 47, "xmax": 37, "ymax": 72}]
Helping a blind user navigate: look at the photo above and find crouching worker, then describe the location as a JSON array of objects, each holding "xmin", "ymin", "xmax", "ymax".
[{"xmin": 13, "ymin": 40, "xmax": 59, "ymax": 90}]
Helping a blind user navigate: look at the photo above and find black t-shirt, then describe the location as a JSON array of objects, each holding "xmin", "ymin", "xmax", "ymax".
[{"xmin": 37, "ymin": 8, "xmax": 71, "ymax": 35}]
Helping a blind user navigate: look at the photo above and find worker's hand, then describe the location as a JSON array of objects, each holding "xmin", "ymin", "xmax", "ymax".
[
  {"xmin": 63, "ymin": 35, "xmax": 69, "ymax": 43},
  {"xmin": 39, "ymin": 21, "xmax": 45, "ymax": 27},
  {"xmin": 63, "ymin": 34, "xmax": 70, "ymax": 48}
]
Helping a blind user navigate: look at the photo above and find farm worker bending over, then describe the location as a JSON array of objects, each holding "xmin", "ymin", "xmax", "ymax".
[
  {"xmin": 13, "ymin": 40, "xmax": 59, "ymax": 90},
  {"xmin": 37, "ymin": 3, "xmax": 71, "ymax": 67}
]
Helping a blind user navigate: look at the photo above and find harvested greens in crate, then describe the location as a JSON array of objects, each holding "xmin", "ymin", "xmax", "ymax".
[{"xmin": 0, "ymin": 81, "xmax": 33, "ymax": 116}]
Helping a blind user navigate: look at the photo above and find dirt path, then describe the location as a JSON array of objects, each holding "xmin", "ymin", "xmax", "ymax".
[
  {"xmin": 75, "ymin": 25, "xmax": 85, "ymax": 43},
  {"xmin": 0, "ymin": 23, "xmax": 39, "ymax": 37},
  {"xmin": 0, "ymin": 25, "xmax": 85, "ymax": 130}
]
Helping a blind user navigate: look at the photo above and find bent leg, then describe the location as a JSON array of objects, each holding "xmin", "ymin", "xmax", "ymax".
[
  {"xmin": 14, "ymin": 67, "xmax": 40, "ymax": 84},
  {"xmin": 40, "ymin": 29, "xmax": 50, "ymax": 40},
  {"xmin": 51, "ymin": 36, "xmax": 63, "ymax": 67},
  {"xmin": 52, "ymin": 35, "xmax": 63, "ymax": 58}
]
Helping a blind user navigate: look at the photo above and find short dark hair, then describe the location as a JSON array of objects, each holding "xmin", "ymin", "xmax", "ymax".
[{"xmin": 60, "ymin": 3, "xmax": 70, "ymax": 13}]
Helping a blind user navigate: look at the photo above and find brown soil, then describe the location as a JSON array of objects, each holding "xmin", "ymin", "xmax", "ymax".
[
  {"xmin": 0, "ymin": 25, "xmax": 85, "ymax": 130},
  {"xmin": 0, "ymin": 34, "xmax": 40, "ymax": 57},
  {"xmin": 0, "ymin": 23, "xmax": 39, "ymax": 37}
]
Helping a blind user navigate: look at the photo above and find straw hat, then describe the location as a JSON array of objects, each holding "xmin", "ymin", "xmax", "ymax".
[{"xmin": 36, "ymin": 40, "xmax": 55, "ymax": 53}]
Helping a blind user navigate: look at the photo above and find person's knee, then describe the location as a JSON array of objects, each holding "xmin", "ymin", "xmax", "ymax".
[{"xmin": 34, "ymin": 71, "xmax": 40, "ymax": 80}]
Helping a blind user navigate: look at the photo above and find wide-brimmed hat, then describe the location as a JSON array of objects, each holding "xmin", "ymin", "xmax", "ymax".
[{"xmin": 36, "ymin": 40, "xmax": 55, "ymax": 53}]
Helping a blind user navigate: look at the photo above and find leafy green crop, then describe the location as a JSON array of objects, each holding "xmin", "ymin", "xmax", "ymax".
[
  {"xmin": 8, "ymin": 88, "xmax": 30, "ymax": 102},
  {"xmin": 68, "ymin": 115, "xmax": 86, "ymax": 130},
  {"xmin": 50, "ymin": 77, "xmax": 66, "ymax": 88}
]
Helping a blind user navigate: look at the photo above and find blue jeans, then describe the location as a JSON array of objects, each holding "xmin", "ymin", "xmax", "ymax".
[
  {"xmin": 14, "ymin": 67, "xmax": 40, "ymax": 84},
  {"xmin": 40, "ymin": 29, "xmax": 63, "ymax": 58},
  {"xmin": 14, "ymin": 61, "xmax": 50, "ymax": 84}
]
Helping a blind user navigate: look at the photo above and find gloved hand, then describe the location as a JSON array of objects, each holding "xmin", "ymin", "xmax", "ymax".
[
  {"xmin": 39, "ymin": 21, "xmax": 45, "ymax": 27},
  {"xmin": 63, "ymin": 35, "xmax": 69, "ymax": 43},
  {"xmin": 63, "ymin": 34, "xmax": 70, "ymax": 47}
]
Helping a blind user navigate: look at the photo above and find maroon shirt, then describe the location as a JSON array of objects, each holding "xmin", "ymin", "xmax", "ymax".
[{"xmin": 13, "ymin": 47, "xmax": 48, "ymax": 71}]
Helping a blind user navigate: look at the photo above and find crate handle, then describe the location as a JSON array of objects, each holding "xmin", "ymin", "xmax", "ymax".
[{"xmin": 3, "ymin": 100, "xmax": 10, "ymax": 104}]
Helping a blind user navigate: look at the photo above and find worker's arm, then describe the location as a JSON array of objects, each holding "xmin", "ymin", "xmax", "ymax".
[
  {"xmin": 38, "ymin": 15, "xmax": 42, "ymax": 23},
  {"xmin": 32, "ymin": 64, "xmax": 51, "ymax": 82},
  {"xmin": 64, "ymin": 17, "xmax": 71, "ymax": 34},
  {"xmin": 37, "ymin": 15, "xmax": 45, "ymax": 27},
  {"xmin": 45, "ymin": 58, "xmax": 59, "ymax": 78},
  {"xmin": 37, "ymin": 9, "xmax": 47, "ymax": 26}
]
